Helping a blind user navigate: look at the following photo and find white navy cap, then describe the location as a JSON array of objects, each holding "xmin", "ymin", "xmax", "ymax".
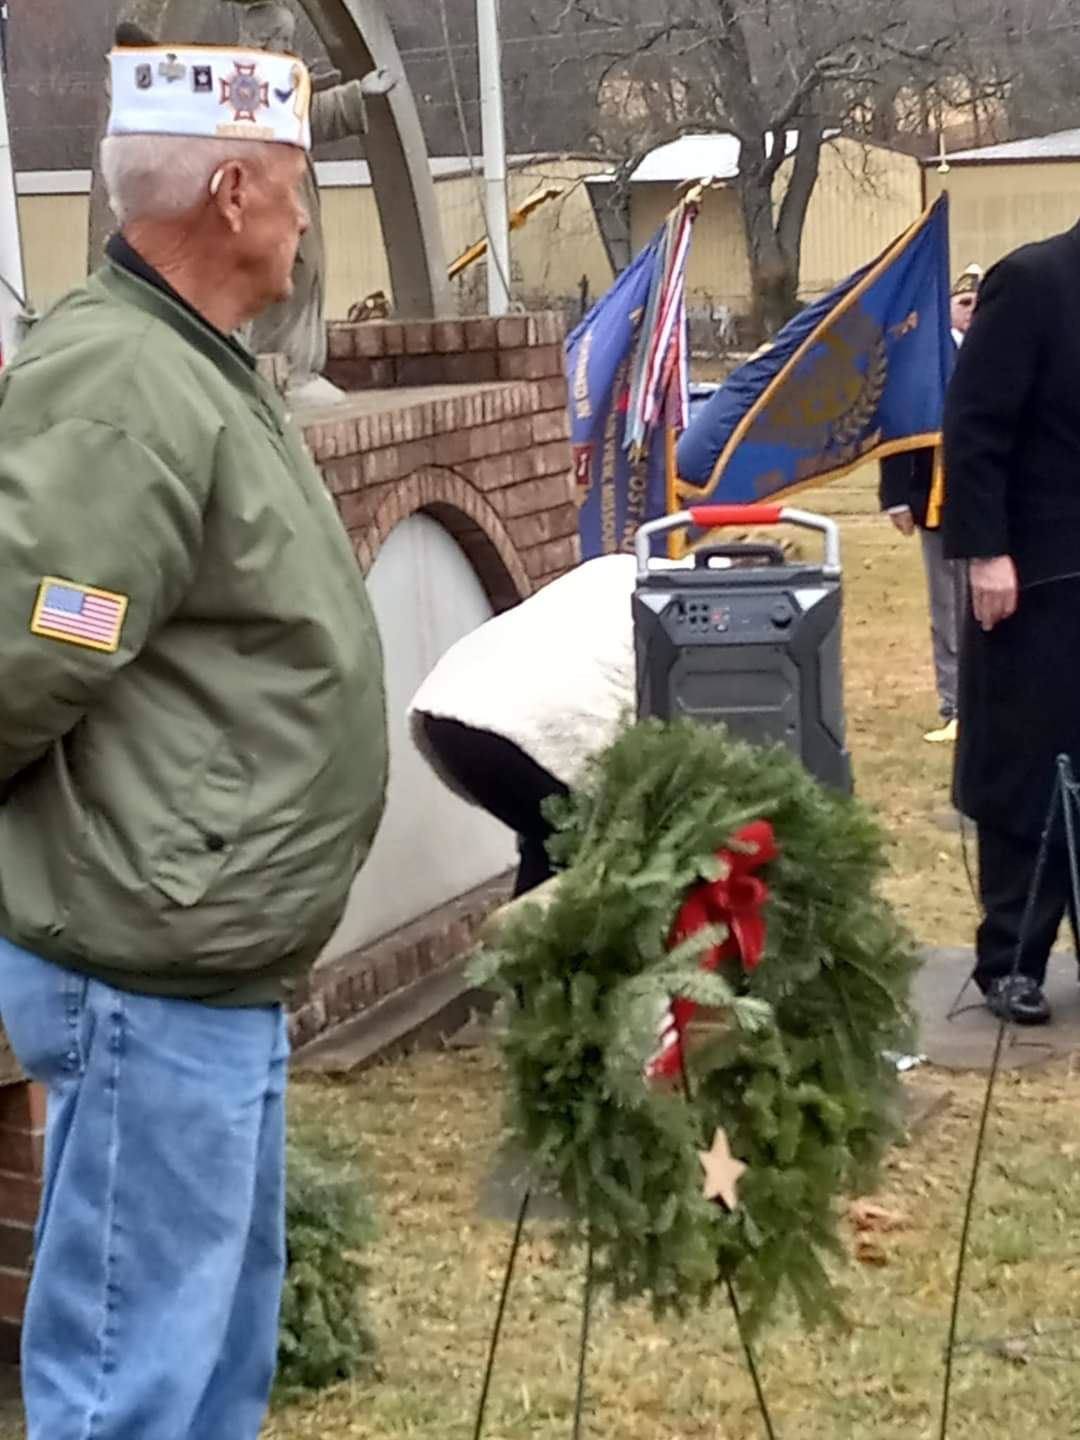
[
  {"xmin": 108, "ymin": 46, "xmax": 312, "ymax": 151},
  {"xmin": 951, "ymin": 263, "xmax": 983, "ymax": 297}
]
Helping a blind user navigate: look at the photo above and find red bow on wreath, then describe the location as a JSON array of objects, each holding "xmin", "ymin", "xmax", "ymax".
[{"xmin": 647, "ymin": 819, "xmax": 778, "ymax": 1084}]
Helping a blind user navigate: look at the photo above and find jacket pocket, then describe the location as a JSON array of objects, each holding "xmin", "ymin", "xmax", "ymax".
[{"xmin": 151, "ymin": 737, "xmax": 252, "ymax": 908}]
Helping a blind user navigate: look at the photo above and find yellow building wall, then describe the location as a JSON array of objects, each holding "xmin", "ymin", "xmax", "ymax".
[
  {"xmin": 19, "ymin": 158, "xmax": 613, "ymax": 322},
  {"xmin": 319, "ymin": 157, "xmax": 613, "ymax": 318},
  {"xmin": 503, "ymin": 160, "xmax": 614, "ymax": 312},
  {"xmin": 924, "ymin": 161, "xmax": 1080, "ymax": 275},
  {"xmin": 630, "ymin": 137, "xmax": 921, "ymax": 314},
  {"xmin": 319, "ymin": 185, "xmax": 391, "ymax": 316},
  {"xmin": 18, "ymin": 194, "xmax": 89, "ymax": 311},
  {"xmin": 793, "ymin": 137, "xmax": 922, "ymax": 299}
]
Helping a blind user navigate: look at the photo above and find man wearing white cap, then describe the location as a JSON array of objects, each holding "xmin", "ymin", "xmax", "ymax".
[
  {"xmin": 0, "ymin": 42, "xmax": 387, "ymax": 1439},
  {"xmin": 232, "ymin": 0, "xmax": 396, "ymax": 397}
]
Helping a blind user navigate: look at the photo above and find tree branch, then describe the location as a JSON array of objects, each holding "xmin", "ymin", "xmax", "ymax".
[
  {"xmin": 776, "ymin": 122, "xmax": 826, "ymax": 267},
  {"xmin": 768, "ymin": 25, "xmax": 909, "ymax": 133}
]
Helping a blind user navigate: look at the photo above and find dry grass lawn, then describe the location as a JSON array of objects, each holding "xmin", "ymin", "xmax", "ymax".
[
  {"xmin": 10, "ymin": 473, "xmax": 1080, "ymax": 1439},
  {"xmin": 270, "ymin": 1057, "xmax": 1080, "ymax": 1440}
]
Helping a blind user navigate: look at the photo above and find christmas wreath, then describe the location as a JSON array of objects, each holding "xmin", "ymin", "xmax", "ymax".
[{"xmin": 473, "ymin": 719, "xmax": 918, "ymax": 1332}]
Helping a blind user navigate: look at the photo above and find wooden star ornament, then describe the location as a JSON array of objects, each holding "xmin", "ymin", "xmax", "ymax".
[{"xmin": 698, "ymin": 1127, "xmax": 747, "ymax": 1211}]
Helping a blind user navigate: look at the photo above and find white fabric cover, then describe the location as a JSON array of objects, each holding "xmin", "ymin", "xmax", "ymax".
[{"xmin": 409, "ymin": 554, "xmax": 695, "ymax": 794}]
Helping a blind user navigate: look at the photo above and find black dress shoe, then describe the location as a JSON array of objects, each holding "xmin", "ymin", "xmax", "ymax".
[{"xmin": 982, "ymin": 975, "xmax": 1051, "ymax": 1026}]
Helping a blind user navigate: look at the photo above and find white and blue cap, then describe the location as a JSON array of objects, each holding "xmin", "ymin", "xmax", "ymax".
[{"xmin": 108, "ymin": 46, "xmax": 312, "ymax": 151}]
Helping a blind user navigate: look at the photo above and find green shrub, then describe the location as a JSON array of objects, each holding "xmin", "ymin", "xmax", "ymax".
[{"xmin": 276, "ymin": 1124, "xmax": 378, "ymax": 1396}]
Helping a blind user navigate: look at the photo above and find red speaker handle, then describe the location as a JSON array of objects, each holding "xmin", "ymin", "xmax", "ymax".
[{"xmin": 688, "ymin": 504, "xmax": 784, "ymax": 528}]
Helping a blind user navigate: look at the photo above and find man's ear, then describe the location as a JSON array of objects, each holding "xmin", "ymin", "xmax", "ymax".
[{"xmin": 209, "ymin": 162, "xmax": 247, "ymax": 234}]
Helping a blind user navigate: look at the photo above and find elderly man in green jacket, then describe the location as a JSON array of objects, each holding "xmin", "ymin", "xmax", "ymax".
[{"xmin": 0, "ymin": 42, "xmax": 387, "ymax": 1440}]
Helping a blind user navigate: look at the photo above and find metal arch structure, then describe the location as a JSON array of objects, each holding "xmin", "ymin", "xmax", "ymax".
[
  {"xmin": 91, "ymin": 0, "xmax": 449, "ymax": 319},
  {"xmin": 297, "ymin": 0, "xmax": 449, "ymax": 318}
]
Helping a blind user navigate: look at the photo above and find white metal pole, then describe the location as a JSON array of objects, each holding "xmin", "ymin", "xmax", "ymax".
[
  {"xmin": 476, "ymin": 0, "xmax": 510, "ymax": 315},
  {"xmin": 0, "ymin": 50, "xmax": 26, "ymax": 364}
]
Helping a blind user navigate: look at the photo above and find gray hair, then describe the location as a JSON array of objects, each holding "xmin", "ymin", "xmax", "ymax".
[{"xmin": 100, "ymin": 133, "xmax": 274, "ymax": 225}]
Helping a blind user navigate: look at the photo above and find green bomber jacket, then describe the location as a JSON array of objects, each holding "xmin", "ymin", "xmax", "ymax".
[{"xmin": 0, "ymin": 256, "xmax": 387, "ymax": 1004}]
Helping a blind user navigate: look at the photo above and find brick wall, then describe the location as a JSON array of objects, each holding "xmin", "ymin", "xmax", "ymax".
[
  {"xmin": 308, "ymin": 311, "xmax": 579, "ymax": 599},
  {"xmin": 0, "ymin": 1083, "xmax": 42, "ymax": 1362},
  {"xmin": 325, "ymin": 313, "xmax": 566, "ymax": 392},
  {"xmin": 289, "ymin": 874, "xmax": 512, "ymax": 1056}
]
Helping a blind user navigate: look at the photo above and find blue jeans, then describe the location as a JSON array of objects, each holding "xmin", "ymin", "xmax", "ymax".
[{"xmin": 0, "ymin": 938, "xmax": 288, "ymax": 1440}]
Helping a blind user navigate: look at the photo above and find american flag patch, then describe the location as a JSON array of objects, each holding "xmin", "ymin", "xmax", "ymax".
[{"xmin": 30, "ymin": 578, "xmax": 128, "ymax": 654}]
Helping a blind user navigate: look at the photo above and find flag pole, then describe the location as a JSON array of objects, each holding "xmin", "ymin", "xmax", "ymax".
[
  {"xmin": 0, "ymin": 42, "xmax": 26, "ymax": 367},
  {"xmin": 665, "ymin": 423, "xmax": 685, "ymax": 558},
  {"xmin": 664, "ymin": 183, "xmax": 703, "ymax": 557},
  {"xmin": 477, "ymin": 0, "xmax": 511, "ymax": 316}
]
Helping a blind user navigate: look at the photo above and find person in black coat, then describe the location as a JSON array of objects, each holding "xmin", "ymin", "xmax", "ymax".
[
  {"xmin": 943, "ymin": 225, "xmax": 1080, "ymax": 1025},
  {"xmin": 880, "ymin": 266, "xmax": 980, "ymax": 744}
]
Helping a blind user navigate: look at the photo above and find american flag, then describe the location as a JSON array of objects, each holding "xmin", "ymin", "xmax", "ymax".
[
  {"xmin": 565, "ymin": 188, "xmax": 701, "ymax": 557},
  {"xmin": 623, "ymin": 194, "xmax": 697, "ymax": 456},
  {"xmin": 34, "ymin": 580, "xmax": 126, "ymax": 651}
]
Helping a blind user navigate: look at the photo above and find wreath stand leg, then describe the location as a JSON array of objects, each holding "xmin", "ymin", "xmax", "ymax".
[
  {"xmin": 471, "ymin": 1192, "xmax": 598, "ymax": 1440},
  {"xmin": 472, "ymin": 1186, "xmax": 531, "ymax": 1440},
  {"xmin": 938, "ymin": 756, "xmax": 1080, "ymax": 1439},
  {"xmin": 721, "ymin": 1274, "xmax": 778, "ymax": 1440},
  {"xmin": 572, "ymin": 1236, "xmax": 595, "ymax": 1439},
  {"xmin": 945, "ymin": 970, "xmax": 979, "ymax": 1021},
  {"xmin": 947, "ymin": 819, "xmax": 983, "ymax": 1021},
  {"xmin": 676, "ymin": 1032, "xmax": 780, "ymax": 1440}
]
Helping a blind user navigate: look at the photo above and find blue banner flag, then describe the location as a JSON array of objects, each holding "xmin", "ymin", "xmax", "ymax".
[
  {"xmin": 676, "ymin": 195, "xmax": 953, "ymax": 506},
  {"xmin": 566, "ymin": 199, "xmax": 696, "ymax": 558}
]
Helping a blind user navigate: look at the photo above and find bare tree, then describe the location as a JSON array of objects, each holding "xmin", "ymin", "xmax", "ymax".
[
  {"xmin": 982, "ymin": 0, "xmax": 1080, "ymax": 137},
  {"xmin": 535, "ymin": 0, "xmax": 1010, "ymax": 336}
]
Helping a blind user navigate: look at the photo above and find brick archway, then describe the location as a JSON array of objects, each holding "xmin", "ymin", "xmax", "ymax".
[{"xmin": 353, "ymin": 467, "xmax": 533, "ymax": 612}]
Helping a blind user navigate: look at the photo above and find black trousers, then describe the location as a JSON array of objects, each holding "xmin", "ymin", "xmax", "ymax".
[
  {"xmin": 419, "ymin": 716, "xmax": 568, "ymax": 896},
  {"xmin": 975, "ymin": 824, "xmax": 1080, "ymax": 989}
]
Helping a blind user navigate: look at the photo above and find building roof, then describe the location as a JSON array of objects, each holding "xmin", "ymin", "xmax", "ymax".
[
  {"xmin": 585, "ymin": 131, "xmax": 794, "ymax": 186},
  {"xmin": 586, "ymin": 128, "xmax": 888, "ymax": 186},
  {"xmin": 629, "ymin": 132, "xmax": 761, "ymax": 183},
  {"xmin": 15, "ymin": 152, "xmax": 595, "ymax": 198},
  {"xmin": 929, "ymin": 128, "xmax": 1080, "ymax": 165}
]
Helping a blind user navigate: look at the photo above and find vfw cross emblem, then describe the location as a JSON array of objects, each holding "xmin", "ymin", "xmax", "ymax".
[{"xmin": 221, "ymin": 62, "xmax": 269, "ymax": 123}]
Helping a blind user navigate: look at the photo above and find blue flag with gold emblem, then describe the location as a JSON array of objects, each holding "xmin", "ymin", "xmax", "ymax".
[
  {"xmin": 676, "ymin": 195, "xmax": 953, "ymax": 505},
  {"xmin": 566, "ymin": 198, "xmax": 696, "ymax": 557}
]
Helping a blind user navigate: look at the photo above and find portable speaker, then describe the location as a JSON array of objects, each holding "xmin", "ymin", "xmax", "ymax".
[{"xmin": 633, "ymin": 504, "xmax": 852, "ymax": 793}]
